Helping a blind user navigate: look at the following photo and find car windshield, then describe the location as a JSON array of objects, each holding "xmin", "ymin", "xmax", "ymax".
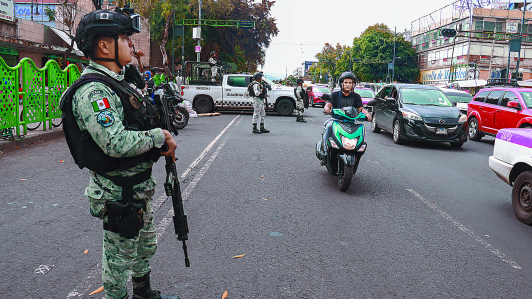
[
  {"xmin": 313, "ymin": 87, "xmax": 330, "ymax": 93},
  {"xmin": 353, "ymin": 89, "xmax": 375, "ymax": 98},
  {"xmin": 445, "ymin": 92, "xmax": 472, "ymax": 103},
  {"xmin": 401, "ymin": 88, "xmax": 452, "ymax": 106},
  {"xmin": 520, "ymin": 92, "xmax": 532, "ymax": 108}
]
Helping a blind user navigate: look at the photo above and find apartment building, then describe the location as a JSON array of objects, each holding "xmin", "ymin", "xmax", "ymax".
[{"xmin": 411, "ymin": 0, "xmax": 532, "ymax": 86}]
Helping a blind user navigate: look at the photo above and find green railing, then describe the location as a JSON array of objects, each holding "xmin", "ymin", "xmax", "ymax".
[
  {"xmin": 0, "ymin": 57, "xmax": 81, "ymax": 136},
  {"xmin": 153, "ymin": 73, "xmax": 166, "ymax": 86}
]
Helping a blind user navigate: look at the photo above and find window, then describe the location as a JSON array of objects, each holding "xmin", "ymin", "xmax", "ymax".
[
  {"xmin": 485, "ymin": 90, "xmax": 504, "ymax": 105},
  {"xmin": 520, "ymin": 92, "xmax": 532, "ymax": 108},
  {"xmin": 227, "ymin": 76, "xmax": 247, "ymax": 87},
  {"xmin": 500, "ymin": 91, "xmax": 519, "ymax": 107},
  {"xmin": 401, "ymin": 89, "xmax": 452, "ymax": 106},
  {"xmin": 474, "ymin": 91, "xmax": 490, "ymax": 102}
]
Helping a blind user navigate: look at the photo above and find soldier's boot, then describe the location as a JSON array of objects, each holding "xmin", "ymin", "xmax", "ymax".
[
  {"xmin": 260, "ymin": 123, "xmax": 270, "ymax": 133},
  {"xmin": 252, "ymin": 123, "xmax": 262, "ymax": 134},
  {"xmin": 132, "ymin": 272, "xmax": 180, "ymax": 299},
  {"xmin": 296, "ymin": 116, "xmax": 307, "ymax": 123}
]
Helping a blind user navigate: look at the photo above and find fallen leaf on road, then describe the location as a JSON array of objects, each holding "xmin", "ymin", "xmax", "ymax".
[
  {"xmin": 89, "ymin": 286, "xmax": 104, "ymax": 295},
  {"xmin": 261, "ymin": 175, "xmax": 263, "ymax": 178},
  {"xmin": 485, "ymin": 235, "xmax": 490, "ymax": 238},
  {"xmin": 221, "ymin": 289, "xmax": 228, "ymax": 299},
  {"xmin": 20, "ymin": 179, "xmax": 27, "ymax": 181},
  {"xmin": 233, "ymin": 253, "xmax": 246, "ymax": 259},
  {"xmin": 84, "ymin": 249, "xmax": 89, "ymax": 254},
  {"xmin": 60, "ymin": 160, "xmax": 64, "ymax": 163}
]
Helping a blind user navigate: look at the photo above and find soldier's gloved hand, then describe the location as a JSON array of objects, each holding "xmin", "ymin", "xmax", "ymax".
[{"xmin": 161, "ymin": 129, "xmax": 177, "ymax": 162}]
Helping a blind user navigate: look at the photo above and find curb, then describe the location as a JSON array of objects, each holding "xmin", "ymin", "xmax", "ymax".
[{"xmin": 0, "ymin": 129, "xmax": 64, "ymax": 152}]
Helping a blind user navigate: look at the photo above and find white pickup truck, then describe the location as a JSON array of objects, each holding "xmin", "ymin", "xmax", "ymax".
[
  {"xmin": 181, "ymin": 74, "xmax": 297, "ymax": 115},
  {"xmin": 489, "ymin": 128, "xmax": 532, "ymax": 224}
]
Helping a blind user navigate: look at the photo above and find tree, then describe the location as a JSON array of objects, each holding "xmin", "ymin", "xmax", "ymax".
[
  {"xmin": 313, "ymin": 43, "xmax": 348, "ymax": 87},
  {"xmin": 351, "ymin": 23, "xmax": 418, "ymax": 83}
]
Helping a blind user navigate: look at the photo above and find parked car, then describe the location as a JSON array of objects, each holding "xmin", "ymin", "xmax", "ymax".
[
  {"xmin": 467, "ymin": 85, "xmax": 532, "ymax": 141},
  {"xmin": 437, "ymin": 87, "xmax": 473, "ymax": 115},
  {"xmin": 307, "ymin": 85, "xmax": 331, "ymax": 107},
  {"xmin": 489, "ymin": 128, "xmax": 532, "ymax": 224},
  {"xmin": 353, "ymin": 87, "xmax": 376, "ymax": 113},
  {"xmin": 371, "ymin": 84, "xmax": 468, "ymax": 147}
]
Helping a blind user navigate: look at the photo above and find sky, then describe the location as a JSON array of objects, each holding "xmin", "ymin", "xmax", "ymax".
[{"xmin": 259, "ymin": 0, "xmax": 457, "ymax": 79}]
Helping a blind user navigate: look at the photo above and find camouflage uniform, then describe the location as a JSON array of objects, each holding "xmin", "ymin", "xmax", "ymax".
[
  {"xmin": 251, "ymin": 82, "xmax": 266, "ymax": 125},
  {"xmin": 295, "ymin": 85, "xmax": 305, "ymax": 118},
  {"xmin": 72, "ymin": 61, "xmax": 165, "ymax": 299}
]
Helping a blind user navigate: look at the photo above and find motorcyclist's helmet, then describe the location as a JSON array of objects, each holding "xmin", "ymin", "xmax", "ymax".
[
  {"xmin": 144, "ymin": 71, "xmax": 151, "ymax": 80},
  {"xmin": 74, "ymin": 8, "xmax": 141, "ymax": 68},
  {"xmin": 338, "ymin": 72, "xmax": 356, "ymax": 92},
  {"xmin": 253, "ymin": 72, "xmax": 263, "ymax": 80},
  {"xmin": 296, "ymin": 79, "xmax": 304, "ymax": 85}
]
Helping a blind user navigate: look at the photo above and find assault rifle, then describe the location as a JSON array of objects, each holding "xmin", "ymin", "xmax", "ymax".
[{"xmin": 154, "ymin": 88, "xmax": 190, "ymax": 268}]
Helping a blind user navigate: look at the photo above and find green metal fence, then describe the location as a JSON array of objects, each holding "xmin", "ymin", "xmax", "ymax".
[
  {"xmin": 0, "ymin": 56, "xmax": 81, "ymax": 136},
  {"xmin": 153, "ymin": 73, "xmax": 166, "ymax": 86}
]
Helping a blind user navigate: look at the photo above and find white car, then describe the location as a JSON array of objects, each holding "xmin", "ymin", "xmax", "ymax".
[
  {"xmin": 437, "ymin": 87, "xmax": 473, "ymax": 115},
  {"xmin": 489, "ymin": 128, "xmax": 532, "ymax": 224}
]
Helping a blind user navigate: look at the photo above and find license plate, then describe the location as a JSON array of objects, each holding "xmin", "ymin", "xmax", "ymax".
[{"xmin": 436, "ymin": 128, "xmax": 448, "ymax": 135}]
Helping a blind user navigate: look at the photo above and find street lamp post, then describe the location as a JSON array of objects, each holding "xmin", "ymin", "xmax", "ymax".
[{"xmin": 197, "ymin": 0, "xmax": 202, "ymax": 62}]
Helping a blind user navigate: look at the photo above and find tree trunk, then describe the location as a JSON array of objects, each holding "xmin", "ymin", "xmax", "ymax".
[{"xmin": 160, "ymin": 9, "xmax": 175, "ymax": 82}]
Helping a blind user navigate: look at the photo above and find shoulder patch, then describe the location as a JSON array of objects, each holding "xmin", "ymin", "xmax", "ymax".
[
  {"xmin": 91, "ymin": 98, "xmax": 111, "ymax": 112},
  {"xmin": 97, "ymin": 111, "xmax": 115, "ymax": 127}
]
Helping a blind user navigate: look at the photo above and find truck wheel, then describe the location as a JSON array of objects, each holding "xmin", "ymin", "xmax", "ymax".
[
  {"xmin": 195, "ymin": 97, "xmax": 213, "ymax": 114},
  {"xmin": 512, "ymin": 171, "xmax": 532, "ymax": 224},
  {"xmin": 276, "ymin": 99, "xmax": 294, "ymax": 116}
]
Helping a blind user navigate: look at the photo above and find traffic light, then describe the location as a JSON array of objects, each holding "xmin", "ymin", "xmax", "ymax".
[{"xmin": 440, "ymin": 28, "xmax": 457, "ymax": 38}]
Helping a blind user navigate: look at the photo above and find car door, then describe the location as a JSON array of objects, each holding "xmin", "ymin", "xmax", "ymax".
[
  {"xmin": 481, "ymin": 90, "xmax": 504, "ymax": 134},
  {"xmin": 375, "ymin": 85, "xmax": 392, "ymax": 129},
  {"xmin": 382, "ymin": 86, "xmax": 399, "ymax": 131},
  {"xmin": 495, "ymin": 91, "xmax": 521, "ymax": 130},
  {"xmin": 225, "ymin": 75, "xmax": 251, "ymax": 107}
]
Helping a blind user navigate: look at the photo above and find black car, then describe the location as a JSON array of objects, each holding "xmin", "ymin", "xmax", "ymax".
[{"xmin": 371, "ymin": 84, "xmax": 468, "ymax": 147}]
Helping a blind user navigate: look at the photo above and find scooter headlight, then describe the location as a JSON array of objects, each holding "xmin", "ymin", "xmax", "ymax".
[{"xmin": 341, "ymin": 136, "xmax": 358, "ymax": 150}]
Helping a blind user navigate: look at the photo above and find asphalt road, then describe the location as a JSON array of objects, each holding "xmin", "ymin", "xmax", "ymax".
[{"xmin": 1, "ymin": 107, "xmax": 531, "ymax": 298}]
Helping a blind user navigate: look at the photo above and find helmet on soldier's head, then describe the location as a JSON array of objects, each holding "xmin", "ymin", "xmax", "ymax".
[
  {"xmin": 253, "ymin": 72, "xmax": 263, "ymax": 80},
  {"xmin": 74, "ymin": 9, "xmax": 141, "ymax": 59},
  {"xmin": 296, "ymin": 79, "xmax": 304, "ymax": 85}
]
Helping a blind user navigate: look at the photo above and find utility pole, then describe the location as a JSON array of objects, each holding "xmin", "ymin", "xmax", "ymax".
[
  {"xmin": 197, "ymin": 0, "xmax": 202, "ymax": 62},
  {"xmin": 515, "ymin": 0, "xmax": 527, "ymax": 80},
  {"xmin": 392, "ymin": 26, "xmax": 396, "ymax": 82}
]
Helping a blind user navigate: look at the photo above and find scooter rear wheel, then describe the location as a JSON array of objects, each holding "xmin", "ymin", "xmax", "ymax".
[{"xmin": 338, "ymin": 158, "xmax": 354, "ymax": 192}]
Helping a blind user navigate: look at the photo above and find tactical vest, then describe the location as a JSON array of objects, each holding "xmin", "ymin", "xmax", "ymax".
[{"xmin": 60, "ymin": 71, "xmax": 162, "ymax": 174}]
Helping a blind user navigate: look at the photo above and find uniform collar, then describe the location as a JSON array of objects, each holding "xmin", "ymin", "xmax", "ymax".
[{"xmin": 84, "ymin": 61, "xmax": 125, "ymax": 81}]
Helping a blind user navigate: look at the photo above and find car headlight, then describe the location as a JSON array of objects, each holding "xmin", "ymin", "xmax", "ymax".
[
  {"xmin": 459, "ymin": 114, "xmax": 467, "ymax": 123},
  {"xmin": 402, "ymin": 111, "xmax": 422, "ymax": 121},
  {"xmin": 341, "ymin": 136, "xmax": 358, "ymax": 150}
]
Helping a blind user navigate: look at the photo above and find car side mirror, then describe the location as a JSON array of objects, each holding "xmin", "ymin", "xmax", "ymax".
[
  {"xmin": 385, "ymin": 97, "xmax": 396, "ymax": 105},
  {"xmin": 507, "ymin": 101, "xmax": 521, "ymax": 110},
  {"xmin": 367, "ymin": 99, "xmax": 377, "ymax": 106}
]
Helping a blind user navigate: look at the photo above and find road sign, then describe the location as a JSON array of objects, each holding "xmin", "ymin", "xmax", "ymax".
[
  {"xmin": 174, "ymin": 25, "xmax": 184, "ymax": 37},
  {"xmin": 239, "ymin": 20, "xmax": 254, "ymax": 28},
  {"xmin": 440, "ymin": 28, "xmax": 457, "ymax": 38},
  {"xmin": 195, "ymin": 46, "xmax": 201, "ymax": 53}
]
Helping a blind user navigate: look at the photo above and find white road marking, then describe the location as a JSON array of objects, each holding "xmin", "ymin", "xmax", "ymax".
[
  {"xmin": 180, "ymin": 115, "xmax": 240, "ymax": 179},
  {"xmin": 67, "ymin": 116, "xmax": 239, "ymax": 298},
  {"xmin": 407, "ymin": 189, "xmax": 522, "ymax": 270}
]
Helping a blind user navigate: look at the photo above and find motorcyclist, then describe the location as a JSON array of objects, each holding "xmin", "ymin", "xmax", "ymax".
[{"xmin": 319, "ymin": 72, "xmax": 371, "ymax": 165}]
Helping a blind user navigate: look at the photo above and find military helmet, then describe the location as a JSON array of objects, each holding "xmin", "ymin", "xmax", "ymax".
[
  {"xmin": 74, "ymin": 9, "xmax": 141, "ymax": 57},
  {"xmin": 253, "ymin": 72, "xmax": 263, "ymax": 80},
  {"xmin": 296, "ymin": 78, "xmax": 304, "ymax": 85},
  {"xmin": 338, "ymin": 71, "xmax": 356, "ymax": 86}
]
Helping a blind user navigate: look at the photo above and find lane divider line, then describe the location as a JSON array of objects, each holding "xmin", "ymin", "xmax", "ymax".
[
  {"xmin": 156, "ymin": 138, "xmax": 229, "ymax": 240},
  {"xmin": 180, "ymin": 115, "xmax": 240, "ymax": 179},
  {"xmin": 407, "ymin": 189, "xmax": 521, "ymax": 270}
]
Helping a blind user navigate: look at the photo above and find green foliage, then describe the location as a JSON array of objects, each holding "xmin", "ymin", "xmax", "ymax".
[
  {"xmin": 145, "ymin": 0, "xmax": 278, "ymax": 72},
  {"xmin": 352, "ymin": 23, "xmax": 419, "ymax": 83},
  {"xmin": 314, "ymin": 43, "xmax": 349, "ymax": 86},
  {"xmin": 44, "ymin": 7, "xmax": 56, "ymax": 22}
]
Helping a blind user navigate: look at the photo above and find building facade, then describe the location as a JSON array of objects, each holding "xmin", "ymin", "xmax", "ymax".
[{"xmin": 411, "ymin": 0, "xmax": 532, "ymax": 86}]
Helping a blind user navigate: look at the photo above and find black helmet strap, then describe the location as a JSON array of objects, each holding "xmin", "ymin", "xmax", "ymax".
[{"xmin": 89, "ymin": 35, "xmax": 123, "ymax": 70}]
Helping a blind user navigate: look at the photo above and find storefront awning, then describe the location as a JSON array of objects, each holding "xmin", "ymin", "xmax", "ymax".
[
  {"xmin": 50, "ymin": 27, "xmax": 83, "ymax": 56},
  {"xmin": 455, "ymin": 79, "xmax": 487, "ymax": 88}
]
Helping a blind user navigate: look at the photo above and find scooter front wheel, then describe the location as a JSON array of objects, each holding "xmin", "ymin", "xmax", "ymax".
[{"xmin": 338, "ymin": 158, "xmax": 354, "ymax": 192}]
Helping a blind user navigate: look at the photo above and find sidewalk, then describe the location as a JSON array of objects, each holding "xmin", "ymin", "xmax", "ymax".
[{"xmin": 0, "ymin": 125, "xmax": 64, "ymax": 152}]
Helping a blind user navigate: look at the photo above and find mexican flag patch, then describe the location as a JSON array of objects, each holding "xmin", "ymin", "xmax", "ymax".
[{"xmin": 91, "ymin": 98, "xmax": 111, "ymax": 112}]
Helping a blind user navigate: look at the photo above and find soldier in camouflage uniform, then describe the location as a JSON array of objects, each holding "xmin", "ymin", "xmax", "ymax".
[
  {"xmin": 62, "ymin": 9, "xmax": 179, "ymax": 299},
  {"xmin": 249, "ymin": 72, "xmax": 270, "ymax": 134},
  {"xmin": 294, "ymin": 79, "xmax": 307, "ymax": 122}
]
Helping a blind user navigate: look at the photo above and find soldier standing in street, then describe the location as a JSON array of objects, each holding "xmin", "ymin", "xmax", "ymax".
[
  {"xmin": 294, "ymin": 78, "xmax": 307, "ymax": 122},
  {"xmin": 249, "ymin": 72, "xmax": 270, "ymax": 134},
  {"xmin": 208, "ymin": 51, "xmax": 218, "ymax": 82},
  {"xmin": 60, "ymin": 9, "xmax": 179, "ymax": 299}
]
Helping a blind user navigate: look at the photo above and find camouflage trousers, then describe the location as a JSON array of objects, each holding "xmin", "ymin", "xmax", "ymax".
[
  {"xmin": 296, "ymin": 99, "xmax": 305, "ymax": 117},
  {"xmin": 252, "ymin": 98, "xmax": 266, "ymax": 124},
  {"xmin": 101, "ymin": 191, "xmax": 157, "ymax": 299}
]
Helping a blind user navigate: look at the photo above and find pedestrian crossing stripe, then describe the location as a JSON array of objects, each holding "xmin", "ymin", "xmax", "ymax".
[{"xmin": 92, "ymin": 98, "xmax": 110, "ymax": 112}]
